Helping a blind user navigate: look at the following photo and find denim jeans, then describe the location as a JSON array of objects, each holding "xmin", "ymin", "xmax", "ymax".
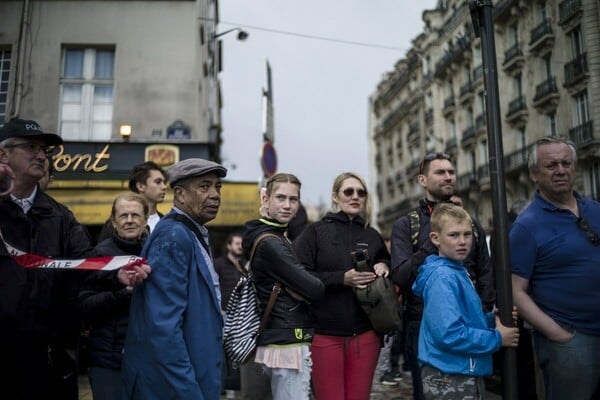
[
  {"xmin": 533, "ymin": 328, "xmax": 600, "ymax": 400},
  {"xmin": 88, "ymin": 366, "xmax": 121, "ymax": 400},
  {"xmin": 262, "ymin": 345, "xmax": 312, "ymax": 400},
  {"xmin": 406, "ymin": 320, "xmax": 424, "ymax": 400}
]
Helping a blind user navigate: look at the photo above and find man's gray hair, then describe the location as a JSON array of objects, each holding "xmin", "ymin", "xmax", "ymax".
[
  {"xmin": 527, "ymin": 136, "xmax": 577, "ymax": 172},
  {"xmin": 0, "ymin": 138, "xmax": 17, "ymax": 148}
]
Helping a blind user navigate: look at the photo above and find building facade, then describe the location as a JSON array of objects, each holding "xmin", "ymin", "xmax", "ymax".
[
  {"xmin": 370, "ymin": 0, "xmax": 600, "ymax": 234},
  {"xmin": 0, "ymin": 0, "xmax": 258, "ymax": 245}
]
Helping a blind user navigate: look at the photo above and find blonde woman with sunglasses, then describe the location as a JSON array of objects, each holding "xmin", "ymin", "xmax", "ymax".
[{"xmin": 293, "ymin": 172, "xmax": 391, "ymax": 400}]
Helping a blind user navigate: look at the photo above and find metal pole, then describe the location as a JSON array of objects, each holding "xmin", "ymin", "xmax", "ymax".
[{"xmin": 469, "ymin": 1, "xmax": 518, "ymax": 399}]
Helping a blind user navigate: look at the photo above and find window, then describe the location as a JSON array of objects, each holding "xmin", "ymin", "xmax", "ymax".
[
  {"xmin": 587, "ymin": 161, "xmax": 600, "ymax": 200},
  {"xmin": 476, "ymin": 92, "xmax": 485, "ymax": 115},
  {"xmin": 507, "ymin": 23, "xmax": 519, "ymax": 47},
  {"xmin": 536, "ymin": 1, "xmax": 548, "ymax": 23},
  {"xmin": 479, "ymin": 139, "xmax": 488, "ymax": 162},
  {"xmin": 447, "ymin": 119, "xmax": 456, "ymax": 139},
  {"xmin": 59, "ymin": 47, "xmax": 115, "ymax": 141},
  {"xmin": 423, "ymin": 56, "xmax": 431, "ymax": 76},
  {"xmin": 517, "ymin": 129, "xmax": 526, "ymax": 148},
  {"xmin": 446, "ymin": 79, "xmax": 453, "ymax": 98},
  {"xmin": 547, "ymin": 112, "xmax": 557, "ymax": 135},
  {"xmin": 467, "ymin": 107, "xmax": 474, "ymax": 127},
  {"xmin": 467, "ymin": 150, "xmax": 476, "ymax": 174},
  {"xmin": 570, "ymin": 27, "xmax": 584, "ymax": 58},
  {"xmin": 513, "ymin": 74, "xmax": 523, "ymax": 97},
  {"xmin": 426, "ymin": 130, "xmax": 435, "ymax": 152},
  {"xmin": 0, "ymin": 50, "xmax": 11, "ymax": 122},
  {"xmin": 473, "ymin": 44, "xmax": 482, "ymax": 67},
  {"xmin": 572, "ymin": 91, "xmax": 589, "ymax": 127},
  {"xmin": 463, "ymin": 64, "xmax": 471, "ymax": 83},
  {"xmin": 425, "ymin": 91, "xmax": 433, "ymax": 109},
  {"xmin": 542, "ymin": 54, "xmax": 552, "ymax": 79}
]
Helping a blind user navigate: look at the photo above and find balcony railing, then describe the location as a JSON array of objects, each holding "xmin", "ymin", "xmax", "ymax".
[
  {"xmin": 504, "ymin": 144, "xmax": 534, "ymax": 173},
  {"xmin": 564, "ymin": 53, "xmax": 588, "ymax": 87},
  {"xmin": 569, "ymin": 120, "xmax": 594, "ymax": 144},
  {"xmin": 506, "ymin": 95, "xmax": 527, "ymax": 119},
  {"xmin": 533, "ymin": 76, "xmax": 559, "ymax": 104},
  {"xmin": 459, "ymin": 81, "xmax": 473, "ymax": 100},
  {"xmin": 457, "ymin": 172, "xmax": 477, "ymax": 191},
  {"xmin": 494, "ymin": 0, "xmax": 519, "ymax": 22},
  {"xmin": 558, "ymin": 0, "xmax": 582, "ymax": 25},
  {"xmin": 434, "ymin": 34, "xmax": 473, "ymax": 79},
  {"xmin": 475, "ymin": 114, "xmax": 486, "ymax": 131},
  {"xmin": 503, "ymin": 43, "xmax": 524, "ymax": 67},
  {"xmin": 409, "ymin": 122, "xmax": 420, "ymax": 135},
  {"xmin": 530, "ymin": 20, "xmax": 553, "ymax": 46},
  {"xmin": 477, "ymin": 164, "xmax": 490, "ymax": 181},
  {"xmin": 461, "ymin": 126, "xmax": 476, "ymax": 146},
  {"xmin": 443, "ymin": 97, "xmax": 456, "ymax": 114},
  {"xmin": 445, "ymin": 137, "xmax": 458, "ymax": 152}
]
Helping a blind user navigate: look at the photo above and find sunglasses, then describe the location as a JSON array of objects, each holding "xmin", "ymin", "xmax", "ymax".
[
  {"xmin": 341, "ymin": 187, "xmax": 367, "ymax": 198},
  {"xmin": 576, "ymin": 217, "xmax": 600, "ymax": 246},
  {"xmin": 3, "ymin": 141, "xmax": 56, "ymax": 156}
]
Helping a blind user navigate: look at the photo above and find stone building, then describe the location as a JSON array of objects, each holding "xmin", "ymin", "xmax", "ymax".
[
  {"xmin": 0, "ymin": 1, "xmax": 259, "ymax": 244},
  {"xmin": 369, "ymin": 0, "xmax": 600, "ymax": 234}
]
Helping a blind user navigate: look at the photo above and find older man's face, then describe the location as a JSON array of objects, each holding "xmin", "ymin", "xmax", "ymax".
[
  {"xmin": 0, "ymin": 138, "xmax": 48, "ymax": 185},
  {"xmin": 174, "ymin": 172, "xmax": 222, "ymax": 225},
  {"xmin": 530, "ymin": 142, "xmax": 576, "ymax": 200}
]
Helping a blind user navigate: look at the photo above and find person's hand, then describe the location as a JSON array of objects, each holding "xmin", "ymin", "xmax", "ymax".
[
  {"xmin": 493, "ymin": 306, "xmax": 518, "ymax": 326},
  {"xmin": 373, "ymin": 262, "xmax": 389, "ymax": 277},
  {"xmin": 495, "ymin": 315, "xmax": 519, "ymax": 347},
  {"xmin": 118, "ymin": 263, "xmax": 151, "ymax": 287},
  {"xmin": 344, "ymin": 268, "xmax": 376, "ymax": 289}
]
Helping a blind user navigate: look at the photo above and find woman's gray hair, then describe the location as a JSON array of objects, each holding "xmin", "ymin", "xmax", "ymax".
[{"xmin": 527, "ymin": 136, "xmax": 577, "ymax": 172}]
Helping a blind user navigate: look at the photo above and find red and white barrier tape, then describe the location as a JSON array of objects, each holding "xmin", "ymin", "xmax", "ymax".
[{"xmin": 1, "ymin": 231, "xmax": 145, "ymax": 271}]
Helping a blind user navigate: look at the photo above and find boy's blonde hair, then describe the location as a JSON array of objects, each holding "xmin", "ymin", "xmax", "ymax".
[{"xmin": 430, "ymin": 203, "xmax": 472, "ymax": 233}]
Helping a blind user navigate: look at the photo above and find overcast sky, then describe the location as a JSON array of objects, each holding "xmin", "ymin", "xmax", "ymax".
[{"xmin": 219, "ymin": 1, "xmax": 438, "ymax": 207}]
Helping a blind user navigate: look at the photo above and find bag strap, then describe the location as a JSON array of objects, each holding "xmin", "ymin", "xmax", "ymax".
[
  {"xmin": 259, "ymin": 282, "xmax": 281, "ymax": 334},
  {"xmin": 245, "ymin": 232, "xmax": 282, "ymax": 334}
]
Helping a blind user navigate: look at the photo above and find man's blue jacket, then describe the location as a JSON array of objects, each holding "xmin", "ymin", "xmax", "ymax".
[{"xmin": 121, "ymin": 211, "xmax": 223, "ymax": 400}]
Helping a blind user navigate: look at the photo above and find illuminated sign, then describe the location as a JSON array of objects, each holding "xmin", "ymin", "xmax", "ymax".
[{"xmin": 53, "ymin": 144, "xmax": 111, "ymax": 173}]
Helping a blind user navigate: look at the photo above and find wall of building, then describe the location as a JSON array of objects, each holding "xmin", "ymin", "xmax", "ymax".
[
  {"xmin": 0, "ymin": 0, "xmax": 219, "ymax": 143},
  {"xmin": 370, "ymin": 0, "xmax": 600, "ymax": 234}
]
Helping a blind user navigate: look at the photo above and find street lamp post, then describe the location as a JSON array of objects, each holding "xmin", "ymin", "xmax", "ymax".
[
  {"xmin": 214, "ymin": 27, "xmax": 249, "ymax": 41},
  {"xmin": 469, "ymin": 2, "xmax": 518, "ymax": 399}
]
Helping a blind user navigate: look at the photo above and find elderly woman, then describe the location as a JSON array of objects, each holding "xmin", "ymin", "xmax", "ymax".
[
  {"xmin": 293, "ymin": 172, "xmax": 391, "ymax": 400},
  {"xmin": 79, "ymin": 192, "xmax": 149, "ymax": 400}
]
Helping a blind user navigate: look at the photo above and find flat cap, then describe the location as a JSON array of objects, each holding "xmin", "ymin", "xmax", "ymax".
[
  {"xmin": 0, "ymin": 118, "xmax": 63, "ymax": 146},
  {"xmin": 168, "ymin": 158, "xmax": 227, "ymax": 187}
]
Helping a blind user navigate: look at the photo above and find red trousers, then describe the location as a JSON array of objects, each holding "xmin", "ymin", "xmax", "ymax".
[{"xmin": 311, "ymin": 330, "xmax": 381, "ymax": 400}]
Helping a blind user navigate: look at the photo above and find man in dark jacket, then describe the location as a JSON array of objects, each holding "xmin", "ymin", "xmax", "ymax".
[
  {"xmin": 390, "ymin": 152, "xmax": 495, "ymax": 400},
  {"xmin": 0, "ymin": 118, "xmax": 150, "ymax": 399}
]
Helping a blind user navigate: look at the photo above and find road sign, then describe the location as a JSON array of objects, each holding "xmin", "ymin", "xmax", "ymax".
[{"xmin": 261, "ymin": 141, "xmax": 277, "ymax": 177}]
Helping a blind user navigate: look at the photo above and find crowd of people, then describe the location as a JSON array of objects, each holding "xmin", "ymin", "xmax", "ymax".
[{"xmin": 1, "ymin": 116, "xmax": 599, "ymax": 400}]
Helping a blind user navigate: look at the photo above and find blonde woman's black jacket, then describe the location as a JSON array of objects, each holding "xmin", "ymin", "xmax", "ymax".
[
  {"xmin": 242, "ymin": 218, "xmax": 325, "ymax": 346},
  {"xmin": 292, "ymin": 211, "xmax": 391, "ymax": 336}
]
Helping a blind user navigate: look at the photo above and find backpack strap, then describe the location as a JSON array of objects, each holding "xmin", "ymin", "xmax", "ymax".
[
  {"xmin": 407, "ymin": 210, "xmax": 420, "ymax": 252},
  {"xmin": 408, "ymin": 207, "xmax": 479, "ymax": 251},
  {"xmin": 246, "ymin": 232, "xmax": 282, "ymax": 334}
]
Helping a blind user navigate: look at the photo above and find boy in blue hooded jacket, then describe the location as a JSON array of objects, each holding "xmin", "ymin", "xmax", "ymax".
[{"xmin": 412, "ymin": 204, "xmax": 519, "ymax": 399}]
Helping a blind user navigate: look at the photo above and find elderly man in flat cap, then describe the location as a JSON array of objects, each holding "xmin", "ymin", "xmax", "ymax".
[
  {"xmin": 0, "ymin": 118, "xmax": 150, "ymax": 399},
  {"xmin": 122, "ymin": 158, "xmax": 227, "ymax": 400}
]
